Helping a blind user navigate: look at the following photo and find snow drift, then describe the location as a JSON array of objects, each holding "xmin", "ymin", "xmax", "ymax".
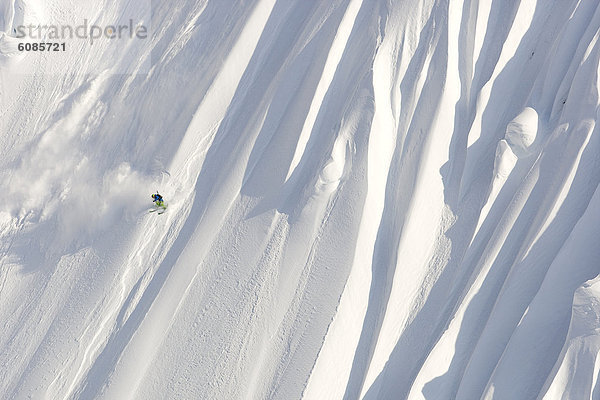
[
  {"xmin": 505, "ymin": 106, "xmax": 538, "ymax": 153},
  {"xmin": 1, "ymin": 0, "xmax": 599, "ymax": 399}
]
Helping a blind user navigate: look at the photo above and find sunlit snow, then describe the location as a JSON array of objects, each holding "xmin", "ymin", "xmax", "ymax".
[{"xmin": 1, "ymin": 0, "xmax": 599, "ymax": 399}]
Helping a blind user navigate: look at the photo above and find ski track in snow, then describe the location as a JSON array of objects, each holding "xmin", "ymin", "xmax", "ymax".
[{"xmin": 1, "ymin": 0, "xmax": 600, "ymax": 399}]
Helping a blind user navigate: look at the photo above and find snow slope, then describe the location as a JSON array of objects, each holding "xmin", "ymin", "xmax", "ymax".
[{"xmin": 1, "ymin": 0, "xmax": 599, "ymax": 399}]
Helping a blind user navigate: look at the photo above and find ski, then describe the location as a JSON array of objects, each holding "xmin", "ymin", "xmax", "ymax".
[{"xmin": 149, "ymin": 205, "xmax": 167, "ymax": 214}]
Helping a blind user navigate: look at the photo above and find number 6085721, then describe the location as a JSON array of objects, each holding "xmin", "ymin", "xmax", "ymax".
[{"xmin": 18, "ymin": 42, "xmax": 66, "ymax": 51}]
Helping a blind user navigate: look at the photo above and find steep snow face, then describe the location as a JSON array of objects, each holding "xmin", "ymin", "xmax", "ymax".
[{"xmin": 1, "ymin": 0, "xmax": 599, "ymax": 399}]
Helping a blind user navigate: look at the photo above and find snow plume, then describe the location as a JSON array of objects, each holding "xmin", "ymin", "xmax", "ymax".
[
  {"xmin": 56, "ymin": 162, "xmax": 151, "ymax": 242},
  {"xmin": 3, "ymin": 71, "xmax": 150, "ymax": 246},
  {"xmin": 4, "ymin": 72, "xmax": 105, "ymax": 218}
]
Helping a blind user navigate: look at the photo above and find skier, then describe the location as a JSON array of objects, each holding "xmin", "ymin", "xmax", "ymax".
[
  {"xmin": 150, "ymin": 191, "xmax": 168, "ymax": 214},
  {"xmin": 151, "ymin": 192, "xmax": 165, "ymax": 207}
]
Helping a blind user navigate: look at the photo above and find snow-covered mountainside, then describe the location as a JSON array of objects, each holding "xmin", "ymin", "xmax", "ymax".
[{"xmin": 1, "ymin": 0, "xmax": 599, "ymax": 399}]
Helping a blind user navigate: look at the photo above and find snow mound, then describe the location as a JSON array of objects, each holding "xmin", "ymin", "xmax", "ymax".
[
  {"xmin": 493, "ymin": 139, "xmax": 518, "ymax": 179},
  {"xmin": 505, "ymin": 107, "xmax": 538, "ymax": 153}
]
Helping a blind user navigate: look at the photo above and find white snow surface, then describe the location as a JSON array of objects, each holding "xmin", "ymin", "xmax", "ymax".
[
  {"xmin": 505, "ymin": 106, "xmax": 538, "ymax": 154},
  {"xmin": 1, "ymin": 0, "xmax": 599, "ymax": 399}
]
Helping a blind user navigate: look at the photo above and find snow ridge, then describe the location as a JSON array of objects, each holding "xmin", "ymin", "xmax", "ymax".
[{"xmin": 1, "ymin": 0, "xmax": 599, "ymax": 399}]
